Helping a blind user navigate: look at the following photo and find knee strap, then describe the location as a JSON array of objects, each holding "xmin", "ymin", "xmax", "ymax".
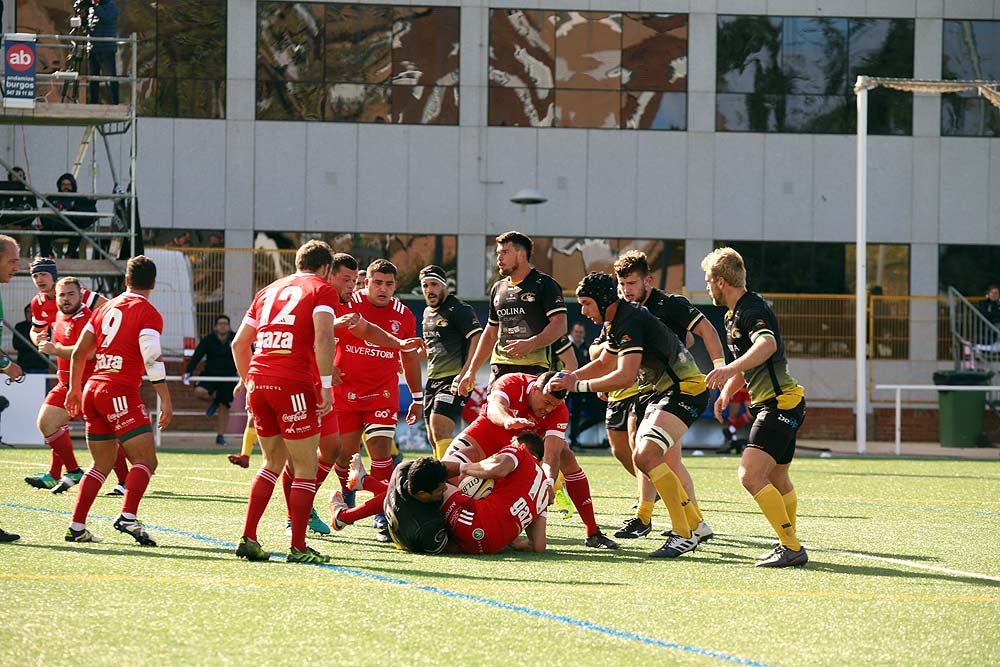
[{"xmin": 639, "ymin": 423, "xmax": 674, "ymax": 452}]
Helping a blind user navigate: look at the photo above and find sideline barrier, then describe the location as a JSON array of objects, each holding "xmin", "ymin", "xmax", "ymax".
[{"xmin": 874, "ymin": 384, "xmax": 997, "ymax": 456}]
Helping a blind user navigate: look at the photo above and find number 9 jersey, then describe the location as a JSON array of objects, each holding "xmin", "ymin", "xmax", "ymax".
[{"xmin": 86, "ymin": 292, "xmax": 164, "ymax": 389}]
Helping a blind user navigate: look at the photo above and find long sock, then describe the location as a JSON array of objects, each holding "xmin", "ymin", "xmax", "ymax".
[
  {"xmin": 281, "ymin": 465, "xmax": 294, "ymax": 521},
  {"xmin": 433, "ymin": 437, "xmax": 452, "ymax": 461},
  {"xmin": 70, "ymin": 468, "xmax": 106, "ymax": 525},
  {"xmin": 316, "ymin": 459, "xmax": 333, "ymax": 488},
  {"xmin": 361, "ymin": 474, "xmax": 386, "ymax": 494},
  {"xmin": 47, "ymin": 449, "xmax": 64, "ymax": 479},
  {"xmin": 370, "ymin": 456, "xmax": 393, "ymax": 484},
  {"xmin": 45, "ymin": 426, "xmax": 78, "ymax": 472},
  {"xmin": 121, "ymin": 463, "xmax": 153, "ymax": 516},
  {"xmin": 782, "ymin": 488, "xmax": 798, "ymax": 533},
  {"xmin": 553, "ymin": 470, "xmax": 565, "ymax": 493},
  {"xmin": 242, "ymin": 468, "xmax": 278, "ymax": 541},
  {"xmin": 241, "ymin": 424, "xmax": 256, "ymax": 458},
  {"xmin": 563, "ymin": 468, "xmax": 599, "ymax": 536},
  {"xmin": 288, "ymin": 478, "xmax": 317, "ymax": 551},
  {"xmin": 334, "ymin": 462, "xmax": 351, "ymax": 491},
  {"xmin": 682, "ymin": 493, "xmax": 702, "ymax": 528},
  {"xmin": 648, "ymin": 463, "xmax": 691, "ymax": 538},
  {"xmin": 753, "ymin": 484, "xmax": 801, "ymax": 550},
  {"xmin": 636, "ymin": 499, "xmax": 655, "ymax": 524},
  {"xmin": 113, "ymin": 445, "xmax": 129, "ymax": 484},
  {"xmin": 340, "ymin": 492, "xmax": 387, "ymax": 525}
]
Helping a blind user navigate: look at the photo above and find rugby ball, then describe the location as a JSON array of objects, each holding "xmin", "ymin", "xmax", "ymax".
[{"xmin": 458, "ymin": 475, "xmax": 494, "ymax": 499}]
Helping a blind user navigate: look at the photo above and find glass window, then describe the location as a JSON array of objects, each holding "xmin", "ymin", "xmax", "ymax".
[
  {"xmin": 942, "ymin": 20, "xmax": 1000, "ymax": 137},
  {"xmin": 489, "ymin": 9, "xmax": 687, "ymax": 130},
  {"xmin": 485, "ymin": 237, "xmax": 685, "ymax": 295},
  {"xmin": 257, "ymin": 2, "xmax": 460, "ymax": 124},
  {"xmin": 17, "ymin": 0, "xmax": 226, "ymax": 118},
  {"xmin": 717, "ymin": 15, "xmax": 912, "ymax": 134}
]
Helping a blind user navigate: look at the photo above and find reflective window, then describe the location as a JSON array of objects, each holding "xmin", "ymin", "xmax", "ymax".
[
  {"xmin": 485, "ymin": 237, "xmax": 685, "ymax": 295},
  {"xmin": 941, "ymin": 20, "xmax": 1000, "ymax": 137},
  {"xmin": 717, "ymin": 16, "xmax": 913, "ymax": 134},
  {"xmin": 489, "ymin": 10, "xmax": 687, "ymax": 130},
  {"xmin": 16, "ymin": 0, "xmax": 226, "ymax": 118},
  {"xmin": 257, "ymin": 3, "xmax": 460, "ymax": 124}
]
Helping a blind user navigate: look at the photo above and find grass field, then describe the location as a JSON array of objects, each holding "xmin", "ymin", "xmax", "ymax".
[{"xmin": 2, "ymin": 447, "xmax": 998, "ymax": 666}]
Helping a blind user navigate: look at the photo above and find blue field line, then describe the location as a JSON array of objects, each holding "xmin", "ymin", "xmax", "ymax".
[{"xmin": 5, "ymin": 503, "xmax": 775, "ymax": 667}]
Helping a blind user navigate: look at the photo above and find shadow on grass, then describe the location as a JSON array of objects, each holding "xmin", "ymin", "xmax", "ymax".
[
  {"xmin": 807, "ymin": 470, "xmax": 1000, "ymax": 482},
  {"xmin": 147, "ymin": 491, "xmax": 246, "ymax": 505},
  {"xmin": 14, "ymin": 541, "xmax": 232, "ymax": 559},
  {"xmin": 704, "ymin": 508, "xmax": 870, "ymax": 521},
  {"xmin": 801, "ymin": 560, "xmax": 1000, "ymax": 588}
]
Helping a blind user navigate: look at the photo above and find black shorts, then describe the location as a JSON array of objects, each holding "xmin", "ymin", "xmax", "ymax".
[
  {"xmin": 605, "ymin": 394, "xmax": 637, "ymax": 432},
  {"xmin": 747, "ymin": 397, "xmax": 806, "ymax": 465},
  {"xmin": 197, "ymin": 380, "xmax": 236, "ymax": 407},
  {"xmin": 641, "ymin": 387, "xmax": 709, "ymax": 428},
  {"xmin": 424, "ymin": 376, "xmax": 468, "ymax": 423},
  {"xmin": 488, "ymin": 363, "xmax": 548, "ymax": 388}
]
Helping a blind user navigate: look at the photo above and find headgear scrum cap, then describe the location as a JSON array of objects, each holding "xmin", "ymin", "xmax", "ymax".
[
  {"xmin": 30, "ymin": 256, "xmax": 58, "ymax": 282},
  {"xmin": 418, "ymin": 265, "xmax": 448, "ymax": 286},
  {"xmin": 575, "ymin": 271, "xmax": 618, "ymax": 320}
]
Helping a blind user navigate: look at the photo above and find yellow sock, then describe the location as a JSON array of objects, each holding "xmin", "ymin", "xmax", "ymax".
[
  {"xmin": 648, "ymin": 463, "xmax": 691, "ymax": 538},
  {"xmin": 682, "ymin": 494, "xmax": 702, "ymax": 528},
  {"xmin": 754, "ymin": 484, "xmax": 800, "ymax": 550},
  {"xmin": 782, "ymin": 489, "xmax": 798, "ymax": 533},
  {"xmin": 241, "ymin": 424, "xmax": 256, "ymax": 458},
  {"xmin": 553, "ymin": 471, "xmax": 565, "ymax": 493},
  {"xmin": 433, "ymin": 437, "xmax": 452, "ymax": 461},
  {"xmin": 636, "ymin": 500, "xmax": 655, "ymax": 524},
  {"xmin": 690, "ymin": 500, "xmax": 704, "ymax": 524}
]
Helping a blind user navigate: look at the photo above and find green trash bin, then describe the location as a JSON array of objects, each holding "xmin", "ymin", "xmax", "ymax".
[{"xmin": 932, "ymin": 370, "xmax": 993, "ymax": 447}]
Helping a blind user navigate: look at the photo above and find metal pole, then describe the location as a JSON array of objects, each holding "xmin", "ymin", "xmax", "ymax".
[
  {"xmin": 855, "ymin": 77, "xmax": 869, "ymax": 455},
  {"xmin": 129, "ymin": 32, "xmax": 137, "ymax": 259},
  {"xmin": 894, "ymin": 388, "xmax": 901, "ymax": 456}
]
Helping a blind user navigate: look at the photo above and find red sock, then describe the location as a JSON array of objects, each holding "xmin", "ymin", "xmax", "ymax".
[
  {"xmin": 121, "ymin": 463, "xmax": 153, "ymax": 516},
  {"xmin": 242, "ymin": 468, "xmax": 278, "ymax": 541},
  {"xmin": 113, "ymin": 445, "xmax": 129, "ymax": 484},
  {"xmin": 334, "ymin": 463, "xmax": 350, "ymax": 491},
  {"xmin": 48, "ymin": 449, "xmax": 63, "ymax": 479},
  {"xmin": 361, "ymin": 475, "xmax": 387, "ymax": 494},
  {"xmin": 316, "ymin": 459, "xmax": 333, "ymax": 488},
  {"xmin": 564, "ymin": 468, "xmax": 600, "ymax": 536},
  {"xmin": 71, "ymin": 468, "xmax": 106, "ymax": 525},
  {"xmin": 340, "ymin": 492, "xmax": 386, "ymax": 525},
  {"xmin": 281, "ymin": 465, "xmax": 294, "ymax": 520},
  {"xmin": 46, "ymin": 427, "xmax": 78, "ymax": 472},
  {"xmin": 370, "ymin": 456, "xmax": 393, "ymax": 483},
  {"xmin": 288, "ymin": 478, "xmax": 316, "ymax": 552}
]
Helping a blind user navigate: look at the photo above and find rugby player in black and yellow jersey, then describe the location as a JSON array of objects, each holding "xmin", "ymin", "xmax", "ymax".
[
  {"xmin": 455, "ymin": 231, "xmax": 567, "ymax": 393},
  {"xmin": 611, "ymin": 250, "xmax": 726, "ymax": 540},
  {"xmin": 702, "ymin": 247, "xmax": 808, "ymax": 568},
  {"xmin": 419, "ymin": 265, "xmax": 483, "ymax": 460},
  {"xmin": 550, "ymin": 272, "xmax": 712, "ymax": 559}
]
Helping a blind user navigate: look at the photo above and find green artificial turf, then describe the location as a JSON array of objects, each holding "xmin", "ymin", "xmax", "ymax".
[{"xmin": 1, "ymin": 448, "xmax": 998, "ymax": 666}]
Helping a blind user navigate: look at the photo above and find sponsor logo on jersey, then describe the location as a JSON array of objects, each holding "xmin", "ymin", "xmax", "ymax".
[
  {"xmin": 390, "ymin": 320, "xmax": 401, "ymax": 333},
  {"xmin": 496, "ymin": 307, "xmax": 526, "ymax": 318},
  {"xmin": 520, "ymin": 292, "xmax": 536, "ymax": 302},
  {"xmin": 435, "ymin": 318, "xmax": 448, "ymax": 327},
  {"xmin": 472, "ymin": 528, "xmax": 485, "ymax": 540},
  {"xmin": 620, "ymin": 334, "xmax": 631, "ymax": 344}
]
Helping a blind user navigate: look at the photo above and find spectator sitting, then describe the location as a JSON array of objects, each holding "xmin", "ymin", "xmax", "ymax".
[
  {"xmin": 42, "ymin": 173, "xmax": 98, "ymax": 259},
  {"xmin": 14, "ymin": 305, "xmax": 50, "ymax": 374},
  {"xmin": 1, "ymin": 167, "xmax": 37, "ymax": 229}
]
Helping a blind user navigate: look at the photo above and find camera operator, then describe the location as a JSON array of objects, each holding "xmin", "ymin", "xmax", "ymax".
[{"xmin": 85, "ymin": 0, "xmax": 119, "ymax": 105}]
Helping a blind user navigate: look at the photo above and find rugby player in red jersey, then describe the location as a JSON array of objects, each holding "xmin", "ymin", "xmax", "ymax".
[
  {"xmin": 443, "ymin": 371, "xmax": 618, "ymax": 549},
  {"xmin": 22, "ymin": 257, "xmax": 109, "ymax": 490},
  {"xmin": 231, "ymin": 240, "xmax": 340, "ymax": 564},
  {"xmin": 332, "ymin": 258, "xmax": 423, "ymax": 539},
  {"xmin": 64, "ymin": 256, "xmax": 172, "ymax": 546}
]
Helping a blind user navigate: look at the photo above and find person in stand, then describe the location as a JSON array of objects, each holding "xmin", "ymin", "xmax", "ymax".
[{"xmin": 87, "ymin": 0, "xmax": 120, "ymax": 105}]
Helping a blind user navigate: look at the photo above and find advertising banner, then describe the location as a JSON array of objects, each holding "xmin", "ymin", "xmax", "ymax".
[{"xmin": 3, "ymin": 34, "xmax": 38, "ymax": 109}]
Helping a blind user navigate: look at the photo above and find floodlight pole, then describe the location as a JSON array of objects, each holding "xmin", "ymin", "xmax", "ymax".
[{"xmin": 855, "ymin": 76, "xmax": 869, "ymax": 455}]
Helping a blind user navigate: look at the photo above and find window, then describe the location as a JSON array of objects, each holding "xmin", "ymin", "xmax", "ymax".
[
  {"xmin": 17, "ymin": 0, "xmax": 226, "ymax": 118},
  {"xmin": 485, "ymin": 237, "xmax": 685, "ymax": 295},
  {"xmin": 489, "ymin": 10, "xmax": 687, "ymax": 129},
  {"xmin": 941, "ymin": 21, "xmax": 1000, "ymax": 137},
  {"xmin": 717, "ymin": 16, "xmax": 913, "ymax": 134},
  {"xmin": 256, "ymin": 3, "xmax": 459, "ymax": 124}
]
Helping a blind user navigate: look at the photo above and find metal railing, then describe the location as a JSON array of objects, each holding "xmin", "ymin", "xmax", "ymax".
[{"xmin": 875, "ymin": 383, "xmax": 997, "ymax": 455}]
